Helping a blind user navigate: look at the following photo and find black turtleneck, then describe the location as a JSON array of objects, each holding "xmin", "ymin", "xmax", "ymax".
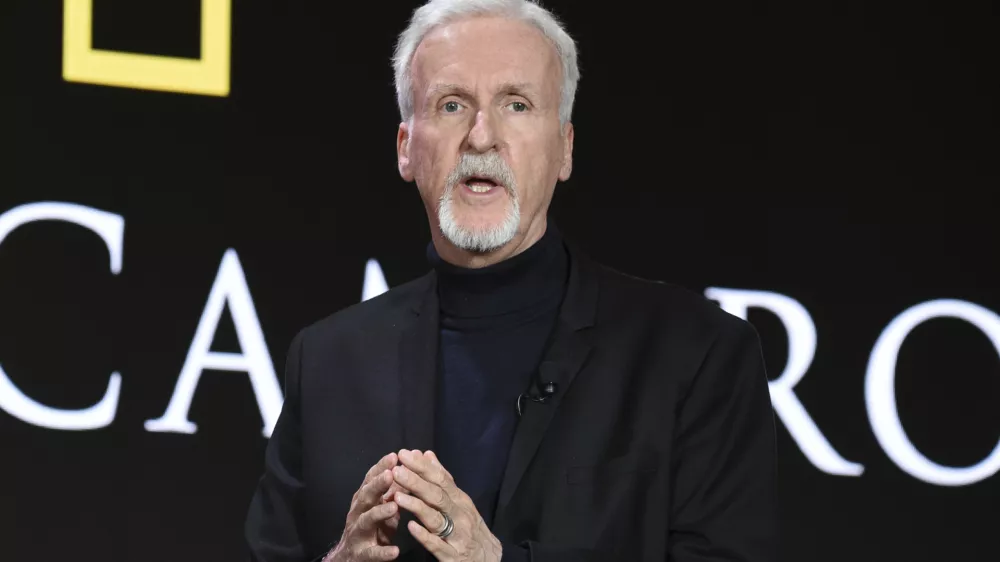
[{"xmin": 427, "ymin": 224, "xmax": 569, "ymax": 528}]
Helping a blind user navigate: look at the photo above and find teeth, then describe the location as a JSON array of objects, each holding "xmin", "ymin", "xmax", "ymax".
[{"xmin": 466, "ymin": 183, "xmax": 493, "ymax": 193}]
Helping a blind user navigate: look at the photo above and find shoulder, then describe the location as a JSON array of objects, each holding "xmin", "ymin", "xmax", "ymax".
[
  {"xmin": 595, "ymin": 261, "xmax": 747, "ymax": 331},
  {"xmin": 586, "ymin": 258, "xmax": 759, "ymax": 359},
  {"xmin": 588, "ymin": 260, "xmax": 765, "ymax": 392},
  {"xmin": 293, "ymin": 272, "xmax": 432, "ymax": 350}
]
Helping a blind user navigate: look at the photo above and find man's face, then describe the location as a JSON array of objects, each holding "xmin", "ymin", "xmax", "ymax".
[{"xmin": 397, "ymin": 16, "xmax": 573, "ymax": 260}]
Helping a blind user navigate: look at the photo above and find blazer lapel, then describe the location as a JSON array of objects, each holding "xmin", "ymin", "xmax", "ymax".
[
  {"xmin": 495, "ymin": 243, "xmax": 600, "ymax": 515},
  {"xmin": 398, "ymin": 272, "xmax": 440, "ymax": 452}
]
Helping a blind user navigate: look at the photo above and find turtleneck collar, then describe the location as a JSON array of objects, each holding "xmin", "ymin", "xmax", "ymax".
[{"xmin": 427, "ymin": 223, "xmax": 569, "ymax": 320}]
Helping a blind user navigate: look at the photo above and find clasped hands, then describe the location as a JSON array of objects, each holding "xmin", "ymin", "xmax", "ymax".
[{"xmin": 326, "ymin": 449, "xmax": 502, "ymax": 562}]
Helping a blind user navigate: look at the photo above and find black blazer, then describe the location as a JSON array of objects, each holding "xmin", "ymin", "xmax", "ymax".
[{"xmin": 245, "ymin": 242, "xmax": 777, "ymax": 561}]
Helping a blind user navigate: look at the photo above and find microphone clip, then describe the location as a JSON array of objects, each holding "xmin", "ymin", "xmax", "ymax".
[{"xmin": 516, "ymin": 381, "xmax": 558, "ymax": 416}]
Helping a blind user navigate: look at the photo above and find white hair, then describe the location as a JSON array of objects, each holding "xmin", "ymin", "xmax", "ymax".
[{"xmin": 392, "ymin": 0, "xmax": 580, "ymax": 125}]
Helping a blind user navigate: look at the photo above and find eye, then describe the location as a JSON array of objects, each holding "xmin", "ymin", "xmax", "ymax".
[
  {"xmin": 442, "ymin": 101, "xmax": 462, "ymax": 113},
  {"xmin": 508, "ymin": 101, "xmax": 528, "ymax": 113}
]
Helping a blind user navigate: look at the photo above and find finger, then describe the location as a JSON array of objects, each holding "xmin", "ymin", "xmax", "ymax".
[
  {"xmin": 392, "ymin": 465, "xmax": 450, "ymax": 511},
  {"xmin": 398, "ymin": 450, "xmax": 453, "ymax": 494},
  {"xmin": 422, "ymin": 451, "xmax": 455, "ymax": 481},
  {"xmin": 381, "ymin": 481, "xmax": 411, "ymax": 503},
  {"xmin": 394, "ymin": 492, "xmax": 449, "ymax": 536},
  {"xmin": 357, "ymin": 470, "xmax": 395, "ymax": 510},
  {"xmin": 357, "ymin": 501, "xmax": 399, "ymax": 532},
  {"xmin": 364, "ymin": 452, "xmax": 399, "ymax": 484},
  {"xmin": 407, "ymin": 519, "xmax": 456, "ymax": 560},
  {"xmin": 381, "ymin": 508, "xmax": 401, "ymax": 532},
  {"xmin": 359, "ymin": 544, "xmax": 400, "ymax": 561},
  {"xmin": 396, "ymin": 448, "xmax": 422, "ymax": 462},
  {"xmin": 424, "ymin": 450, "xmax": 440, "ymax": 466}
]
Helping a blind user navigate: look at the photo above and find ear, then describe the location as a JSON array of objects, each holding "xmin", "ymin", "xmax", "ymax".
[
  {"xmin": 397, "ymin": 121, "xmax": 414, "ymax": 182},
  {"xmin": 558, "ymin": 122, "xmax": 574, "ymax": 181}
]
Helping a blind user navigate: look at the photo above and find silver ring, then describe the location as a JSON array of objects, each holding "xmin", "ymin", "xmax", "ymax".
[{"xmin": 436, "ymin": 511, "xmax": 455, "ymax": 539}]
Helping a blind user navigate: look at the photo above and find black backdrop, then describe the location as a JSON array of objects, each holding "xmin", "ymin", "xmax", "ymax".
[{"xmin": 2, "ymin": 1, "xmax": 998, "ymax": 561}]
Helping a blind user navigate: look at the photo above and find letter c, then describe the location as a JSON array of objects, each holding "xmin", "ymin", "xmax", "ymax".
[{"xmin": 0, "ymin": 202, "xmax": 123, "ymax": 430}]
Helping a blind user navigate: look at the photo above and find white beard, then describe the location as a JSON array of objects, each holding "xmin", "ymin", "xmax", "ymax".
[
  {"xmin": 437, "ymin": 151, "xmax": 520, "ymax": 253},
  {"xmin": 437, "ymin": 187, "xmax": 520, "ymax": 253}
]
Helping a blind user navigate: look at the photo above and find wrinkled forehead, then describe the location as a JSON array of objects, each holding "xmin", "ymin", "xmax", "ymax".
[{"xmin": 410, "ymin": 16, "xmax": 562, "ymax": 100}]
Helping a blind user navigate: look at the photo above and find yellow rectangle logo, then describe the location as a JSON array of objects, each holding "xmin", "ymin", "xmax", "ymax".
[{"xmin": 62, "ymin": 0, "xmax": 231, "ymax": 96}]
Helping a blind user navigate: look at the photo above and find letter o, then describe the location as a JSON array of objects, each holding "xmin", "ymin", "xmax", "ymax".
[{"xmin": 866, "ymin": 299, "xmax": 1000, "ymax": 486}]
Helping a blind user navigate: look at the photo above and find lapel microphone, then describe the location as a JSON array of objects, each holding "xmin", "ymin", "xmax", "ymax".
[{"xmin": 516, "ymin": 380, "xmax": 558, "ymax": 416}]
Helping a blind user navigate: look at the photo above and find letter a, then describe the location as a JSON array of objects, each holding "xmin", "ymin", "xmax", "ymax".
[
  {"xmin": 706, "ymin": 287, "xmax": 865, "ymax": 476},
  {"xmin": 362, "ymin": 258, "xmax": 389, "ymax": 302},
  {"xmin": 145, "ymin": 249, "xmax": 283, "ymax": 437}
]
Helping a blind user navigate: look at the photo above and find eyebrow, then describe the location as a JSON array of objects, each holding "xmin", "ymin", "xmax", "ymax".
[
  {"xmin": 427, "ymin": 81, "xmax": 538, "ymax": 99},
  {"xmin": 496, "ymin": 81, "xmax": 537, "ymax": 97},
  {"xmin": 428, "ymin": 83, "xmax": 471, "ymax": 98}
]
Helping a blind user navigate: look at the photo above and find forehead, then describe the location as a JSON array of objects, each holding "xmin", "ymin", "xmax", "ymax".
[{"xmin": 410, "ymin": 16, "xmax": 561, "ymax": 95}]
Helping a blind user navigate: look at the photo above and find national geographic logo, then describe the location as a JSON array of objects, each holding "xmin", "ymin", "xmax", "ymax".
[{"xmin": 62, "ymin": 0, "xmax": 231, "ymax": 96}]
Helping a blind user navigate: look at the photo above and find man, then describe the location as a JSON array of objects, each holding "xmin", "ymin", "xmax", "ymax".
[{"xmin": 245, "ymin": 0, "xmax": 777, "ymax": 560}]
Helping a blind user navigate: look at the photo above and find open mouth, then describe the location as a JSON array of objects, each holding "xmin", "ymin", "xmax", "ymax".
[{"xmin": 461, "ymin": 176, "xmax": 500, "ymax": 194}]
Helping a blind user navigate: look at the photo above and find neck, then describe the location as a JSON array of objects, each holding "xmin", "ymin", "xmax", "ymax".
[
  {"xmin": 428, "ymin": 221, "xmax": 568, "ymax": 320},
  {"xmin": 429, "ymin": 215, "xmax": 548, "ymax": 269}
]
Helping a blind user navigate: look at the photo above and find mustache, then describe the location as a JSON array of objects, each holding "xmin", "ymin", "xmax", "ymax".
[{"xmin": 444, "ymin": 152, "xmax": 516, "ymax": 194}]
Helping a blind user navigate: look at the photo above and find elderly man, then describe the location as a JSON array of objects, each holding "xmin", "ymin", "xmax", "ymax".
[{"xmin": 245, "ymin": 1, "xmax": 777, "ymax": 561}]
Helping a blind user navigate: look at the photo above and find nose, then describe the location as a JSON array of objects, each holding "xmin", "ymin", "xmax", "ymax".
[{"xmin": 466, "ymin": 109, "xmax": 498, "ymax": 153}]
